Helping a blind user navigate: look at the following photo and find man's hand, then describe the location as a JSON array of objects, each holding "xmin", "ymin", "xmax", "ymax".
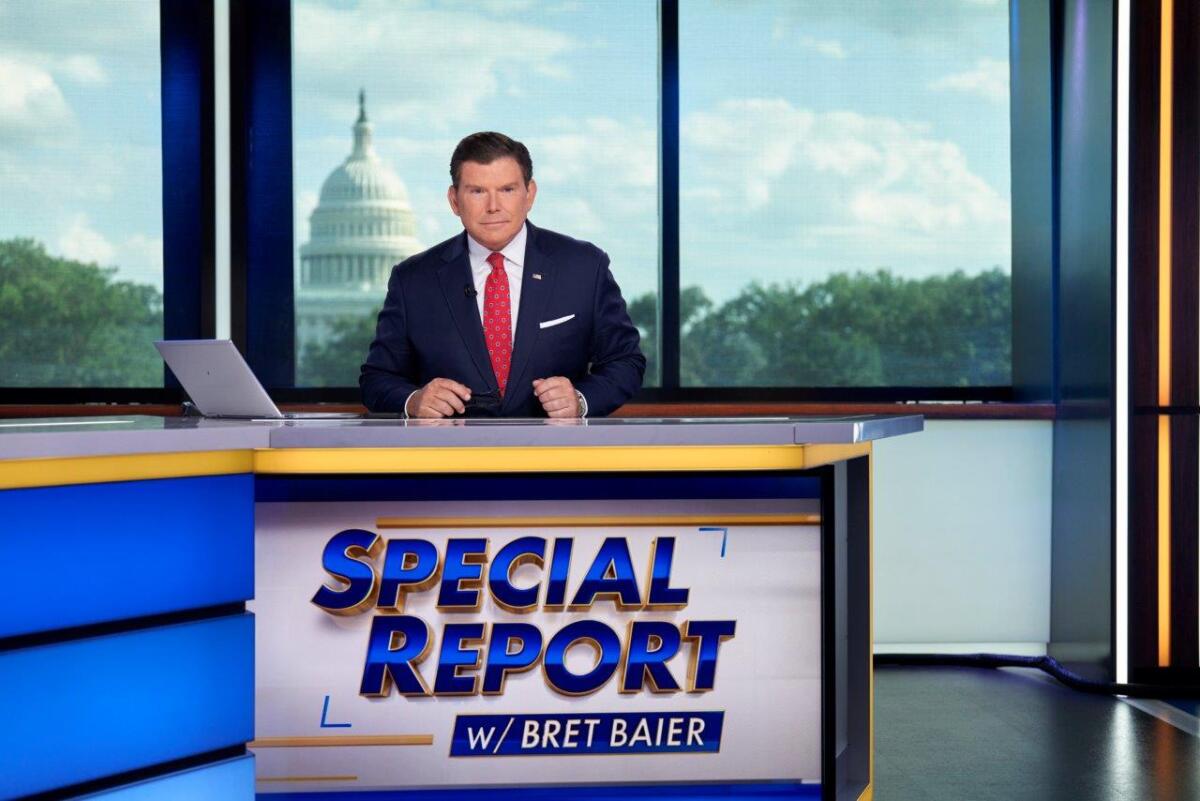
[
  {"xmin": 406, "ymin": 378, "xmax": 471, "ymax": 418},
  {"xmin": 533, "ymin": 376, "xmax": 581, "ymax": 418}
]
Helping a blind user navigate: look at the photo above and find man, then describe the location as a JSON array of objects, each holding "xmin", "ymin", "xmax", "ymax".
[{"xmin": 360, "ymin": 132, "xmax": 645, "ymax": 418}]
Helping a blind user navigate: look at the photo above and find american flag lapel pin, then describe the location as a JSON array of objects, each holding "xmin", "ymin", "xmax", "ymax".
[{"xmin": 532, "ymin": 273, "xmax": 543, "ymax": 280}]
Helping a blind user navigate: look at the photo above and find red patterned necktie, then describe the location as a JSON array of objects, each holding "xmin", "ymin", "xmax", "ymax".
[{"xmin": 483, "ymin": 251, "xmax": 512, "ymax": 395}]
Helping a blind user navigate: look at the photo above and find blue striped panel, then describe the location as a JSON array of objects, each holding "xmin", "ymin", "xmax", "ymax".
[
  {"xmin": 0, "ymin": 474, "xmax": 254, "ymax": 638},
  {"xmin": 82, "ymin": 755, "xmax": 255, "ymax": 800},
  {"xmin": 0, "ymin": 614, "xmax": 254, "ymax": 799}
]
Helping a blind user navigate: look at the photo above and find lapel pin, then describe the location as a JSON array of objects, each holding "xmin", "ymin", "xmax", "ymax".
[{"xmin": 532, "ymin": 273, "xmax": 543, "ymax": 280}]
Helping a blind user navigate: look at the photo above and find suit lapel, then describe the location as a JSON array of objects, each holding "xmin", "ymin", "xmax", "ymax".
[
  {"xmin": 504, "ymin": 223, "xmax": 554, "ymax": 412},
  {"xmin": 437, "ymin": 234, "xmax": 498, "ymax": 392}
]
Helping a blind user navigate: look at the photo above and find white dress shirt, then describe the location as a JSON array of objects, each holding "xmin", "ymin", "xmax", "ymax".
[
  {"xmin": 405, "ymin": 222, "xmax": 586, "ymax": 417},
  {"xmin": 466, "ymin": 222, "xmax": 525, "ymax": 342}
]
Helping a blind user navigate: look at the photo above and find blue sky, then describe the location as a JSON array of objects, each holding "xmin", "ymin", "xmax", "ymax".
[
  {"xmin": 678, "ymin": 0, "xmax": 1011, "ymax": 298},
  {"xmin": 0, "ymin": 0, "xmax": 1011, "ymax": 306},
  {"xmin": 0, "ymin": 1, "xmax": 163, "ymax": 288}
]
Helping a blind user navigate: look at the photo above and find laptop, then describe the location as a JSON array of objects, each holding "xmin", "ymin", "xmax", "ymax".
[{"xmin": 155, "ymin": 339, "xmax": 362, "ymax": 420}]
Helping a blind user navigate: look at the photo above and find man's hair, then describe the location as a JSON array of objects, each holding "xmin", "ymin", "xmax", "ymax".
[{"xmin": 450, "ymin": 132, "xmax": 533, "ymax": 187}]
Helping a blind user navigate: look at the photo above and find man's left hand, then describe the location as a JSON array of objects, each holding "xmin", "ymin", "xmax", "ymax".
[{"xmin": 533, "ymin": 376, "xmax": 581, "ymax": 418}]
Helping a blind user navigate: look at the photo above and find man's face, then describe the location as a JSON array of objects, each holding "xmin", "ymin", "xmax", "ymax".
[{"xmin": 447, "ymin": 156, "xmax": 537, "ymax": 252}]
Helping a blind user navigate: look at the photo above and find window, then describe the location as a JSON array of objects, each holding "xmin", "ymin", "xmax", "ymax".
[
  {"xmin": 0, "ymin": 1, "xmax": 164, "ymax": 387},
  {"xmin": 290, "ymin": 0, "xmax": 660, "ymax": 387},
  {"xmin": 242, "ymin": 0, "xmax": 1021, "ymax": 398},
  {"xmin": 678, "ymin": 0, "xmax": 1012, "ymax": 387}
]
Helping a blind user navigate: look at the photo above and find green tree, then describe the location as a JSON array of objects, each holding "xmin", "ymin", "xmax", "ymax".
[
  {"xmin": 297, "ymin": 308, "xmax": 380, "ymax": 387},
  {"xmin": 0, "ymin": 238, "xmax": 162, "ymax": 386},
  {"xmin": 627, "ymin": 268, "xmax": 1011, "ymax": 387},
  {"xmin": 627, "ymin": 286, "xmax": 713, "ymax": 387}
]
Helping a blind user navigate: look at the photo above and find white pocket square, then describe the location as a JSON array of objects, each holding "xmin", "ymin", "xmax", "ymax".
[{"xmin": 539, "ymin": 314, "xmax": 575, "ymax": 329}]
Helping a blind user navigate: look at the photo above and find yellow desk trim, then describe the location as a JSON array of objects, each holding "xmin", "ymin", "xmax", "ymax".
[
  {"xmin": 253, "ymin": 443, "xmax": 870, "ymax": 475},
  {"xmin": 0, "ymin": 450, "xmax": 254, "ymax": 490},
  {"xmin": 0, "ymin": 443, "xmax": 871, "ymax": 489}
]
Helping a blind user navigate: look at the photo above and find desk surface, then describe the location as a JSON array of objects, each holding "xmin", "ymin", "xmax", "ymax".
[{"xmin": 0, "ymin": 414, "xmax": 922, "ymax": 461}]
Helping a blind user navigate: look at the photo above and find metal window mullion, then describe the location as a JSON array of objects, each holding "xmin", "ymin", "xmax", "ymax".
[{"xmin": 659, "ymin": 0, "xmax": 681, "ymax": 389}]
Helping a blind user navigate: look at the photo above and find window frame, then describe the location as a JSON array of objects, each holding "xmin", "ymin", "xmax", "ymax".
[{"xmin": 0, "ymin": 0, "xmax": 1052, "ymax": 407}]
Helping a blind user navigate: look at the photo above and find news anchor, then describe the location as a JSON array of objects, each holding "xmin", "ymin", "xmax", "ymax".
[{"xmin": 360, "ymin": 132, "xmax": 645, "ymax": 418}]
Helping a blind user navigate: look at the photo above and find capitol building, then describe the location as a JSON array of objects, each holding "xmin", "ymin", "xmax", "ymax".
[{"xmin": 296, "ymin": 91, "xmax": 421, "ymax": 358}]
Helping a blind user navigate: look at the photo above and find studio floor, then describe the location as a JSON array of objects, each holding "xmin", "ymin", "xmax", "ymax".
[{"xmin": 875, "ymin": 666, "xmax": 1200, "ymax": 801}]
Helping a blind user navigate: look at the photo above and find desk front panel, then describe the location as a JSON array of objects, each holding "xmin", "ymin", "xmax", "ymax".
[{"xmin": 251, "ymin": 473, "xmax": 824, "ymax": 798}]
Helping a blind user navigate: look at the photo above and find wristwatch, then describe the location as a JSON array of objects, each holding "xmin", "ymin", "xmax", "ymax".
[{"xmin": 575, "ymin": 390, "xmax": 588, "ymax": 418}]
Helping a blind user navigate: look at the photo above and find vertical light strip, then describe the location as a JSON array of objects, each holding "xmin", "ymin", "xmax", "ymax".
[
  {"xmin": 1158, "ymin": 415, "xmax": 1172, "ymax": 667},
  {"xmin": 1158, "ymin": 0, "xmax": 1174, "ymax": 407},
  {"xmin": 214, "ymin": 0, "xmax": 231, "ymax": 339},
  {"xmin": 1115, "ymin": 0, "xmax": 1131, "ymax": 685},
  {"xmin": 1157, "ymin": 0, "xmax": 1174, "ymax": 669}
]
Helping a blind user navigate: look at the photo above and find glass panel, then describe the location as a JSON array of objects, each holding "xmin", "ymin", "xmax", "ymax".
[
  {"xmin": 0, "ymin": 1, "xmax": 163, "ymax": 386},
  {"xmin": 292, "ymin": 0, "xmax": 659, "ymax": 387},
  {"xmin": 679, "ymin": 1, "xmax": 1012, "ymax": 387}
]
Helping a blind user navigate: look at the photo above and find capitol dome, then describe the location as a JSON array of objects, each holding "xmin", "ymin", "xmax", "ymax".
[
  {"xmin": 299, "ymin": 90, "xmax": 421, "ymax": 290},
  {"xmin": 316, "ymin": 136, "xmax": 412, "ymax": 208},
  {"xmin": 297, "ymin": 91, "xmax": 422, "ymax": 373}
]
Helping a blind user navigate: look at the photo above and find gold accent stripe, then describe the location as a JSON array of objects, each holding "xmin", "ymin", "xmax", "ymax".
[
  {"xmin": 253, "ymin": 445, "xmax": 868, "ymax": 474},
  {"xmin": 1158, "ymin": 415, "xmax": 1172, "ymax": 667},
  {"xmin": 1158, "ymin": 0, "xmax": 1173, "ymax": 407},
  {"xmin": 0, "ymin": 443, "xmax": 871, "ymax": 490},
  {"xmin": 1157, "ymin": 0, "xmax": 1174, "ymax": 668},
  {"xmin": 250, "ymin": 735, "xmax": 434, "ymax": 747},
  {"xmin": 868, "ymin": 453, "xmax": 875, "ymax": 793},
  {"xmin": 376, "ymin": 514, "xmax": 821, "ymax": 528},
  {"xmin": 257, "ymin": 776, "xmax": 358, "ymax": 783},
  {"xmin": 0, "ymin": 450, "xmax": 253, "ymax": 490}
]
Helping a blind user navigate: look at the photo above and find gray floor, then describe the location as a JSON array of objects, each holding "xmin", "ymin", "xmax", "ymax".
[{"xmin": 874, "ymin": 666, "xmax": 1200, "ymax": 801}]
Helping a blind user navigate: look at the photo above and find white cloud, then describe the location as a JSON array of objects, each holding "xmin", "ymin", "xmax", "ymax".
[
  {"xmin": 0, "ymin": 4, "xmax": 150, "ymax": 99},
  {"xmin": 0, "ymin": 55, "xmax": 74, "ymax": 143},
  {"xmin": 801, "ymin": 36, "xmax": 846, "ymax": 59},
  {"xmin": 59, "ymin": 55, "xmax": 107, "ymax": 85},
  {"xmin": 531, "ymin": 117, "xmax": 656, "ymax": 190},
  {"xmin": 57, "ymin": 213, "xmax": 115, "ymax": 266},
  {"xmin": 49, "ymin": 218, "xmax": 163, "ymax": 286},
  {"xmin": 681, "ymin": 97, "xmax": 1010, "ymax": 280},
  {"xmin": 770, "ymin": 19, "xmax": 846, "ymax": 58},
  {"xmin": 475, "ymin": 0, "xmax": 536, "ymax": 13},
  {"xmin": 0, "ymin": 6, "xmax": 162, "ymax": 291},
  {"xmin": 686, "ymin": 98, "xmax": 1007, "ymax": 225},
  {"xmin": 115, "ymin": 233, "xmax": 163, "ymax": 287},
  {"xmin": 930, "ymin": 58, "xmax": 1009, "ymax": 103},
  {"xmin": 296, "ymin": 189, "xmax": 320, "ymax": 246},
  {"xmin": 0, "ymin": 2, "xmax": 158, "ymax": 53},
  {"xmin": 292, "ymin": 0, "xmax": 575, "ymax": 130}
]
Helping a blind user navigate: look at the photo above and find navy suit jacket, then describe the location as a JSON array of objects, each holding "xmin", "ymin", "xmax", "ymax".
[{"xmin": 360, "ymin": 221, "xmax": 646, "ymax": 417}]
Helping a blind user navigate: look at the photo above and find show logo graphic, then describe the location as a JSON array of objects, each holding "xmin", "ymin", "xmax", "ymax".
[{"xmin": 311, "ymin": 531, "xmax": 737, "ymax": 756}]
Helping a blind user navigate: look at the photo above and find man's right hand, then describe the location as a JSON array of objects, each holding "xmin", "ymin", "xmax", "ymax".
[{"xmin": 406, "ymin": 378, "xmax": 472, "ymax": 418}]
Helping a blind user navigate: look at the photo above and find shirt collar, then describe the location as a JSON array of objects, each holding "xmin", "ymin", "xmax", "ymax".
[{"xmin": 466, "ymin": 222, "xmax": 527, "ymax": 268}]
